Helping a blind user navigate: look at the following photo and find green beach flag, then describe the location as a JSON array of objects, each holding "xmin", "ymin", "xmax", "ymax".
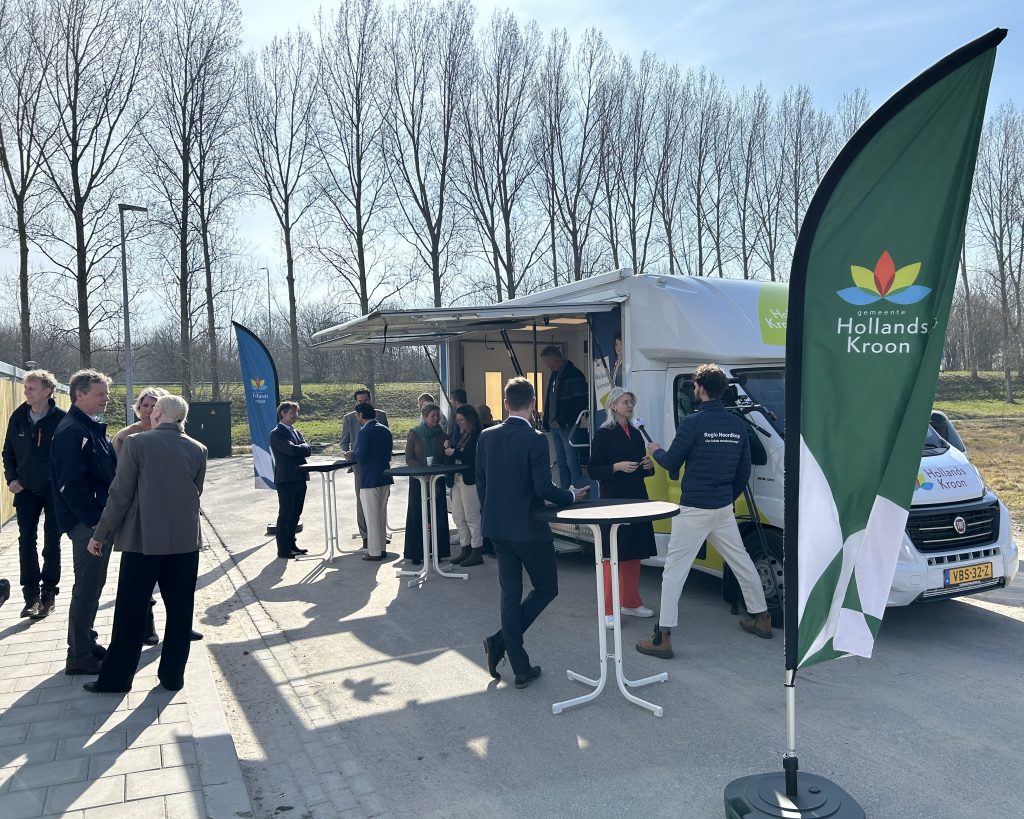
[{"xmin": 785, "ymin": 30, "xmax": 1005, "ymax": 670}]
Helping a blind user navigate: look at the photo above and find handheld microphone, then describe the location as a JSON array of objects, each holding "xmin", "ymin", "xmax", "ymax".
[{"xmin": 633, "ymin": 417, "xmax": 654, "ymax": 444}]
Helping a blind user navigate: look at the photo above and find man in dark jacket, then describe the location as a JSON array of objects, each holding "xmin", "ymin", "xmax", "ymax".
[
  {"xmin": 541, "ymin": 345, "xmax": 588, "ymax": 489},
  {"xmin": 340, "ymin": 388, "xmax": 389, "ymax": 551},
  {"xmin": 477, "ymin": 377, "xmax": 586, "ymax": 689},
  {"xmin": 269, "ymin": 401, "xmax": 311, "ymax": 559},
  {"xmin": 2, "ymin": 369, "xmax": 66, "ymax": 619},
  {"xmin": 50, "ymin": 369, "xmax": 117, "ymax": 674},
  {"xmin": 636, "ymin": 364, "xmax": 771, "ymax": 661},
  {"xmin": 351, "ymin": 402, "xmax": 393, "ymax": 561}
]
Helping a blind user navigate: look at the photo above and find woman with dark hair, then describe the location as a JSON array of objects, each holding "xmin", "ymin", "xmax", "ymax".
[
  {"xmin": 588, "ymin": 387, "xmax": 656, "ymax": 627},
  {"xmin": 611, "ymin": 329, "xmax": 623, "ymax": 387},
  {"xmin": 403, "ymin": 403, "xmax": 450, "ymax": 563},
  {"xmin": 444, "ymin": 405, "xmax": 484, "ymax": 567}
]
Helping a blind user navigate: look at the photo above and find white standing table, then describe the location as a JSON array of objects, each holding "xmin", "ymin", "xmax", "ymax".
[
  {"xmin": 386, "ymin": 464, "xmax": 470, "ymax": 587},
  {"xmin": 297, "ymin": 459, "xmax": 355, "ymax": 562},
  {"xmin": 535, "ymin": 499, "xmax": 680, "ymax": 717}
]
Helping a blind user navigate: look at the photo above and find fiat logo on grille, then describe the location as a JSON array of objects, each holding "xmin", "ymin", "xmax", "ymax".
[{"xmin": 953, "ymin": 516, "xmax": 968, "ymax": 535}]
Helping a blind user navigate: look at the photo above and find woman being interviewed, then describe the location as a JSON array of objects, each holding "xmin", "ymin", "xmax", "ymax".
[
  {"xmin": 444, "ymin": 404, "xmax": 484, "ymax": 567},
  {"xmin": 587, "ymin": 387, "xmax": 657, "ymax": 627},
  {"xmin": 403, "ymin": 403, "xmax": 450, "ymax": 564}
]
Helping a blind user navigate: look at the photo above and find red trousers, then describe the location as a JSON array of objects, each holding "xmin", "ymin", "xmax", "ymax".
[{"xmin": 603, "ymin": 559, "xmax": 644, "ymax": 615}]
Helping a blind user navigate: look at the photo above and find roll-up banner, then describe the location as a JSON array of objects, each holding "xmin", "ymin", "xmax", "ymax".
[{"xmin": 232, "ymin": 322, "xmax": 280, "ymax": 491}]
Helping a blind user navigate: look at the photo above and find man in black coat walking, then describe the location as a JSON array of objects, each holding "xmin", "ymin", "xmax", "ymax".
[
  {"xmin": 269, "ymin": 401, "xmax": 311, "ymax": 559},
  {"xmin": 2, "ymin": 369, "xmax": 66, "ymax": 619},
  {"xmin": 477, "ymin": 377, "xmax": 587, "ymax": 689}
]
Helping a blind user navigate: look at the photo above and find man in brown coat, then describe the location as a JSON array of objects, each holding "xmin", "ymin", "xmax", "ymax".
[{"xmin": 82, "ymin": 395, "xmax": 208, "ymax": 693}]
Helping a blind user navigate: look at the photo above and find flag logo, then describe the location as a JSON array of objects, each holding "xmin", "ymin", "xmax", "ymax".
[
  {"xmin": 915, "ymin": 472, "xmax": 934, "ymax": 491},
  {"xmin": 250, "ymin": 377, "xmax": 267, "ymax": 390},
  {"xmin": 837, "ymin": 251, "xmax": 931, "ymax": 305}
]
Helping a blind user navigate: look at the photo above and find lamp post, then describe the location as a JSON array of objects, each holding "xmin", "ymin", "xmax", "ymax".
[
  {"xmin": 119, "ymin": 203, "xmax": 148, "ymax": 424},
  {"xmin": 259, "ymin": 266, "xmax": 271, "ymax": 339}
]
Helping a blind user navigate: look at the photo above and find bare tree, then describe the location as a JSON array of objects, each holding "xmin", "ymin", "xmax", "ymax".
[
  {"xmin": 728, "ymin": 85, "xmax": 769, "ymax": 279},
  {"xmin": 538, "ymin": 27, "xmax": 610, "ymax": 282},
  {"xmin": 971, "ymin": 103, "xmax": 1023, "ymax": 402},
  {"xmin": 651, "ymin": 62, "xmax": 689, "ymax": 276},
  {"xmin": 144, "ymin": 0, "xmax": 240, "ymax": 400},
  {"xmin": 0, "ymin": 0, "xmax": 55, "ymax": 366},
  {"xmin": 455, "ymin": 9, "xmax": 542, "ymax": 300},
  {"xmin": 383, "ymin": 0, "xmax": 474, "ymax": 306},
  {"xmin": 38, "ymin": 0, "xmax": 149, "ymax": 366},
  {"xmin": 240, "ymin": 29, "xmax": 320, "ymax": 400}
]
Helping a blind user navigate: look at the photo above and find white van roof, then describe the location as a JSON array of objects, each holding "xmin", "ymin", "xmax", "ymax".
[{"xmin": 311, "ymin": 269, "xmax": 788, "ymax": 365}]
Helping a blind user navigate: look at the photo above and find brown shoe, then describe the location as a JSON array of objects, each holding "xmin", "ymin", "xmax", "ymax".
[
  {"xmin": 636, "ymin": 625, "xmax": 673, "ymax": 659},
  {"xmin": 740, "ymin": 611, "xmax": 773, "ymax": 639},
  {"xmin": 459, "ymin": 548, "xmax": 484, "ymax": 567},
  {"xmin": 448, "ymin": 546, "xmax": 472, "ymax": 566}
]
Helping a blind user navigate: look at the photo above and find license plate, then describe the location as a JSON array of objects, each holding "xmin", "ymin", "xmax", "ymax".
[{"xmin": 945, "ymin": 563, "xmax": 993, "ymax": 587}]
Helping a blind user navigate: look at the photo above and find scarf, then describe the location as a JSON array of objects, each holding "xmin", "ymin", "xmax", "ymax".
[{"xmin": 413, "ymin": 422, "xmax": 445, "ymax": 459}]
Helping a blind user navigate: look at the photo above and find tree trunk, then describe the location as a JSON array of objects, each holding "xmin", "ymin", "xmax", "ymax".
[
  {"xmin": 17, "ymin": 210, "xmax": 30, "ymax": 365},
  {"xmin": 285, "ymin": 229, "xmax": 302, "ymax": 401},
  {"xmin": 75, "ymin": 212, "xmax": 91, "ymax": 367},
  {"xmin": 200, "ymin": 216, "xmax": 219, "ymax": 400},
  {"xmin": 958, "ymin": 243, "xmax": 977, "ymax": 379},
  {"xmin": 179, "ymin": 145, "xmax": 192, "ymax": 402}
]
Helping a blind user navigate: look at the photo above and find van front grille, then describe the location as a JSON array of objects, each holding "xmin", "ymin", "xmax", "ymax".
[{"xmin": 906, "ymin": 501, "xmax": 999, "ymax": 553}]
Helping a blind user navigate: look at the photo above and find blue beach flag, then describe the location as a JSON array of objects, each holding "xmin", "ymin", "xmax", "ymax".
[{"xmin": 233, "ymin": 322, "xmax": 280, "ymax": 490}]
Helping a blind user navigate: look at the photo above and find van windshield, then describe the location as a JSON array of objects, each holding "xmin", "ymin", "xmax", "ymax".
[
  {"xmin": 736, "ymin": 369, "xmax": 785, "ymax": 437},
  {"xmin": 923, "ymin": 425, "xmax": 950, "ymax": 455}
]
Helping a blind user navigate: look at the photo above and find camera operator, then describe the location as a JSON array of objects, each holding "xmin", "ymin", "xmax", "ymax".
[{"xmin": 636, "ymin": 363, "xmax": 772, "ymax": 660}]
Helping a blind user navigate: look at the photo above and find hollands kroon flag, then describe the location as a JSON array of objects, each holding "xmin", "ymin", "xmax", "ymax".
[{"xmin": 787, "ymin": 29, "xmax": 1004, "ymax": 669}]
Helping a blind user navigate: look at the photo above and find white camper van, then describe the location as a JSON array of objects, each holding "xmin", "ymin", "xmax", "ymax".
[{"xmin": 312, "ymin": 269, "xmax": 1019, "ymax": 618}]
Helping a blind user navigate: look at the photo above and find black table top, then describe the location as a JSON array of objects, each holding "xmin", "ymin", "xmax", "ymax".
[
  {"xmin": 386, "ymin": 463, "xmax": 469, "ymax": 478},
  {"xmin": 298, "ymin": 459, "xmax": 355, "ymax": 474},
  {"xmin": 533, "ymin": 498, "xmax": 679, "ymax": 525}
]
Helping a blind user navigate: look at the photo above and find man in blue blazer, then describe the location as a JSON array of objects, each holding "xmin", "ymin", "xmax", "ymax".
[
  {"xmin": 269, "ymin": 401, "xmax": 311, "ymax": 559},
  {"xmin": 477, "ymin": 377, "xmax": 587, "ymax": 689},
  {"xmin": 351, "ymin": 402, "xmax": 393, "ymax": 561}
]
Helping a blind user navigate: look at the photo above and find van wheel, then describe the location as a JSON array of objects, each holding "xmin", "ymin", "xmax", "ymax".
[{"xmin": 742, "ymin": 528, "xmax": 784, "ymax": 629}]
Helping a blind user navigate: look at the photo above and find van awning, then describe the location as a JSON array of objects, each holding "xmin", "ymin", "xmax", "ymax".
[{"xmin": 311, "ymin": 300, "xmax": 623, "ymax": 349}]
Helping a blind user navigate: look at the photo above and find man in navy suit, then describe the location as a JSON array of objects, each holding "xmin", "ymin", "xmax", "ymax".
[
  {"xmin": 351, "ymin": 402, "xmax": 393, "ymax": 561},
  {"xmin": 269, "ymin": 401, "xmax": 311, "ymax": 559},
  {"xmin": 477, "ymin": 377, "xmax": 587, "ymax": 689}
]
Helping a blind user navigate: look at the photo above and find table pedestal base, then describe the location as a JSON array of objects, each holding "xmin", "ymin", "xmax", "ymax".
[
  {"xmin": 553, "ymin": 523, "xmax": 667, "ymax": 717},
  {"xmin": 300, "ymin": 469, "xmax": 339, "ymax": 562},
  {"xmin": 396, "ymin": 474, "xmax": 468, "ymax": 587}
]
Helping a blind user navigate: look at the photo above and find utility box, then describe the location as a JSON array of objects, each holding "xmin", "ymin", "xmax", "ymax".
[{"xmin": 186, "ymin": 401, "xmax": 232, "ymax": 458}]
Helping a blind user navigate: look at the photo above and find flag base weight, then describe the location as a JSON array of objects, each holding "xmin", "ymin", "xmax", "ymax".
[{"xmin": 724, "ymin": 772, "xmax": 864, "ymax": 818}]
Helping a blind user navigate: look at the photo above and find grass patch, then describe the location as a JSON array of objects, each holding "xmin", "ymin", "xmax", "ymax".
[
  {"xmin": 947, "ymin": 418, "xmax": 1024, "ymax": 521},
  {"xmin": 934, "ymin": 371, "xmax": 1024, "ymax": 405}
]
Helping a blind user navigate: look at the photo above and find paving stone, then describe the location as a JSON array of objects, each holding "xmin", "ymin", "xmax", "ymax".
[
  {"xmin": 86, "ymin": 745, "xmax": 162, "ymax": 780},
  {"xmin": 0, "ymin": 785, "xmax": 47, "ymax": 819},
  {"xmin": 36, "ymin": 686, "xmax": 89, "ymax": 705},
  {"xmin": 0, "ymin": 702, "xmax": 68, "ymax": 726},
  {"xmin": 26, "ymin": 714, "xmax": 95, "ymax": 741},
  {"xmin": 0, "ymin": 689, "xmax": 41, "ymax": 708},
  {"xmin": 7, "ymin": 756, "xmax": 89, "ymax": 791},
  {"xmin": 159, "ymin": 741, "xmax": 197, "ymax": 769},
  {"xmin": 82, "ymin": 796, "xmax": 166, "ymax": 819},
  {"xmin": 56, "ymin": 731, "xmax": 128, "ymax": 760},
  {"xmin": 93, "ymin": 706, "xmax": 159, "ymax": 734},
  {"xmin": 42, "ymin": 775, "xmax": 125, "ymax": 814},
  {"xmin": 156, "ymin": 703, "xmax": 190, "ymax": 725},
  {"xmin": 0, "ymin": 662, "xmax": 53, "ymax": 681},
  {"xmin": 63, "ymin": 697, "xmax": 128, "ymax": 718},
  {"xmin": 126, "ymin": 723, "xmax": 191, "ymax": 749},
  {"xmin": 163, "ymin": 790, "xmax": 205, "ymax": 817},
  {"xmin": 0, "ymin": 739, "xmax": 58, "ymax": 769},
  {"xmin": 125, "ymin": 764, "xmax": 200, "ymax": 801},
  {"xmin": 0, "ymin": 722, "xmax": 30, "ymax": 747}
]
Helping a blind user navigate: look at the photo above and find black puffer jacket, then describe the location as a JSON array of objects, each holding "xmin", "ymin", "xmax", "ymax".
[
  {"xmin": 652, "ymin": 400, "xmax": 751, "ymax": 509},
  {"xmin": 2, "ymin": 399, "xmax": 67, "ymax": 495}
]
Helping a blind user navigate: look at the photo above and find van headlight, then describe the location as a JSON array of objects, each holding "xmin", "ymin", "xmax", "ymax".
[{"xmin": 973, "ymin": 465, "xmax": 988, "ymax": 494}]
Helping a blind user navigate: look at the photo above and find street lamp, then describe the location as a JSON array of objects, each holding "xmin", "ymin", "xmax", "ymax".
[
  {"xmin": 259, "ymin": 266, "xmax": 271, "ymax": 339},
  {"xmin": 119, "ymin": 203, "xmax": 148, "ymax": 424}
]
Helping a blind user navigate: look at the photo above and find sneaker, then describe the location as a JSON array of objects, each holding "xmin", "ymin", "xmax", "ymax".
[
  {"xmin": 20, "ymin": 596, "xmax": 39, "ymax": 618},
  {"xmin": 605, "ymin": 614, "xmax": 616, "ymax": 629},
  {"xmin": 740, "ymin": 611, "xmax": 774, "ymax": 639},
  {"xmin": 621, "ymin": 605, "xmax": 655, "ymax": 618},
  {"xmin": 636, "ymin": 625, "xmax": 674, "ymax": 659}
]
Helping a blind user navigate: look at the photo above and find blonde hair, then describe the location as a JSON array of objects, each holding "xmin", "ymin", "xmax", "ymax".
[
  {"xmin": 601, "ymin": 387, "xmax": 637, "ymax": 428},
  {"xmin": 23, "ymin": 369, "xmax": 57, "ymax": 392},
  {"xmin": 134, "ymin": 386, "xmax": 168, "ymax": 413},
  {"xmin": 155, "ymin": 394, "xmax": 188, "ymax": 425}
]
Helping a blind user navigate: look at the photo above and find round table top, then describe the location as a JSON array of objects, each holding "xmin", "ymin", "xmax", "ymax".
[
  {"xmin": 385, "ymin": 463, "xmax": 469, "ymax": 478},
  {"xmin": 533, "ymin": 498, "xmax": 679, "ymax": 525},
  {"xmin": 298, "ymin": 459, "xmax": 355, "ymax": 474}
]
